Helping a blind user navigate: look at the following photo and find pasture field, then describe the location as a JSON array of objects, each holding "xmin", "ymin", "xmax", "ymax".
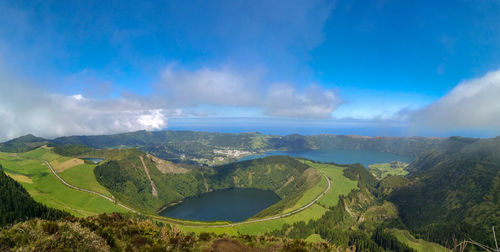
[
  {"xmin": 0, "ymin": 148, "xmax": 128, "ymax": 217},
  {"xmin": 388, "ymin": 229, "xmax": 450, "ymax": 252},
  {"xmin": 59, "ymin": 163, "xmax": 114, "ymax": 198},
  {"xmin": 304, "ymin": 161, "xmax": 359, "ymax": 208},
  {"xmin": 369, "ymin": 162, "xmax": 408, "ymax": 179},
  {"xmin": 305, "ymin": 234, "xmax": 324, "ymax": 243}
]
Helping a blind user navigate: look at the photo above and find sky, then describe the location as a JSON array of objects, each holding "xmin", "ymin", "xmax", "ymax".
[{"xmin": 1, "ymin": 0, "xmax": 500, "ymax": 140}]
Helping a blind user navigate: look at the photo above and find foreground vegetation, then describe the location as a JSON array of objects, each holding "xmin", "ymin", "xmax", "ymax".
[
  {"xmin": 0, "ymin": 167, "xmax": 68, "ymax": 227},
  {"xmin": 0, "ymin": 213, "xmax": 353, "ymax": 252}
]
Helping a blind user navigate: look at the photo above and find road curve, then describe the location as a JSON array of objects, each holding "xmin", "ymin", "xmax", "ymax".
[
  {"xmin": 43, "ymin": 159, "xmax": 331, "ymax": 227},
  {"xmin": 199, "ymin": 172, "xmax": 331, "ymax": 227},
  {"xmin": 43, "ymin": 160, "xmax": 137, "ymax": 213}
]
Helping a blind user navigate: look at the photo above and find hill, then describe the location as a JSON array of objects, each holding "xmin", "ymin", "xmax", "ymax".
[
  {"xmin": 47, "ymin": 130, "xmax": 445, "ymax": 163},
  {"xmin": 0, "ymin": 166, "xmax": 68, "ymax": 227},
  {"xmin": 1, "ymin": 131, "xmax": 446, "ymax": 166},
  {"xmin": 91, "ymin": 149, "xmax": 321, "ymax": 216},
  {"xmin": 389, "ymin": 136, "xmax": 500, "ymax": 248},
  {"xmin": 0, "ymin": 134, "xmax": 48, "ymax": 153}
]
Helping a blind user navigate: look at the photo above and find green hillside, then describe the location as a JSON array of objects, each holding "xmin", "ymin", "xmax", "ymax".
[
  {"xmin": 0, "ymin": 166, "xmax": 68, "ymax": 227},
  {"xmin": 92, "ymin": 151, "xmax": 321, "ymax": 216},
  {"xmin": 0, "ymin": 134, "xmax": 48, "ymax": 153},
  {"xmin": 0, "ymin": 148, "xmax": 129, "ymax": 217},
  {"xmin": 46, "ymin": 130, "xmax": 446, "ymax": 163},
  {"xmin": 390, "ymin": 136, "xmax": 500, "ymax": 248}
]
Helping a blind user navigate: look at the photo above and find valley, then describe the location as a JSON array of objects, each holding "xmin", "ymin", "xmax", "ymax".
[{"xmin": 1, "ymin": 130, "xmax": 497, "ymax": 251}]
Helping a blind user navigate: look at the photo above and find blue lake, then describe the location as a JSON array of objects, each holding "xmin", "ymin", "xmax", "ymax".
[
  {"xmin": 159, "ymin": 188, "xmax": 280, "ymax": 222},
  {"xmin": 160, "ymin": 148, "xmax": 412, "ymax": 222},
  {"xmin": 240, "ymin": 149, "xmax": 413, "ymax": 167},
  {"xmin": 81, "ymin": 158, "xmax": 104, "ymax": 164}
]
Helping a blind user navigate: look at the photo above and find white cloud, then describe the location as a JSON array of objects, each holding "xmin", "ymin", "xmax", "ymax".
[
  {"xmin": 408, "ymin": 69, "xmax": 500, "ymax": 130},
  {"xmin": 0, "ymin": 63, "xmax": 343, "ymax": 141},
  {"xmin": 157, "ymin": 66, "xmax": 342, "ymax": 118},
  {"xmin": 0, "ymin": 70, "xmax": 168, "ymax": 141}
]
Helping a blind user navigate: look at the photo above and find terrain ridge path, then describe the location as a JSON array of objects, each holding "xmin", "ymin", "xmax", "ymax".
[{"xmin": 139, "ymin": 156, "xmax": 158, "ymax": 197}]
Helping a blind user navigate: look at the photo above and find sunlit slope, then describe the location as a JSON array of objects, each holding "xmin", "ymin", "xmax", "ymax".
[
  {"xmin": 0, "ymin": 148, "xmax": 127, "ymax": 217},
  {"xmin": 180, "ymin": 161, "xmax": 359, "ymax": 235}
]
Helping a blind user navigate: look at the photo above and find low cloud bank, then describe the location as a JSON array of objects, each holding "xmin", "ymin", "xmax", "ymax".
[
  {"xmin": 407, "ymin": 69, "xmax": 500, "ymax": 131},
  {"xmin": 0, "ymin": 71, "xmax": 168, "ymax": 141}
]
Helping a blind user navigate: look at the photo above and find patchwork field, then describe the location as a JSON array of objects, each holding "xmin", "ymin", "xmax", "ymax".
[{"xmin": 0, "ymin": 148, "xmax": 128, "ymax": 217}]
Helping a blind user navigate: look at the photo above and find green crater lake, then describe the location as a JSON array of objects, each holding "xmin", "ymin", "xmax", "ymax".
[{"xmin": 159, "ymin": 188, "xmax": 280, "ymax": 222}]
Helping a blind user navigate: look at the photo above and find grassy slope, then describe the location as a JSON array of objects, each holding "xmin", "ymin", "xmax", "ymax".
[
  {"xmin": 308, "ymin": 161, "xmax": 359, "ymax": 208},
  {"xmin": 59, "ymin": 163, "xmax": 114, "ymax": 198},
  {"xmin": 388, "ymin": 229, "xmax": 450, "ymax": 252},
  {"xmin": 369, "ymin": 162, "xmax": 408, "ymax": 179},
  {"xmin": 305, "ymin": 234, "xmax": 324, "ymax": 243},
  {"xmin": 180, "ymin": 161, "xmax": 359, "ymax": 235},
  {"xmin": 0, "ymin": 148, "xmax": 127, "ymax": 217}
]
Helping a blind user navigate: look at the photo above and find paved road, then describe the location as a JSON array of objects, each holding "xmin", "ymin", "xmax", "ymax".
[{"xmin": 43, "ymin": 159, "xmax": 331, "ymax": 227}]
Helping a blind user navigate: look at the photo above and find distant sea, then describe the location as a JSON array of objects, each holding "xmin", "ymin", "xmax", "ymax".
[
  {"xmin": 167, "ymin": 117, "xmax": 408, "ymax": 137},
  {"xmin": 167, "ymin": 117, "xmax": 497, "ymax": 138}
]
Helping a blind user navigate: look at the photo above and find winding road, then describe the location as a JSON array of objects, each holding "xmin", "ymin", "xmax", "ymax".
[
  {"xmin": 43, "ymin": 159, "xmax": 331, "ymax": 227},
  {"xmin": 44, "ymin": 160, "xmax": 137, "ymax": 213}
]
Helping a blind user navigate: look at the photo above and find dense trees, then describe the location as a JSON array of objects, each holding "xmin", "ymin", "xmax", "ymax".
[
  {"xmin": 0, "ymin": 166, "xmax": 68, "ymax": 227},
  {"xmin": 389, "ymin": 136, "xmax": 500, "ymax": 247},
  {"xmin": 93, "ymin": 154, "xmax": 318, "ymax": 216}
]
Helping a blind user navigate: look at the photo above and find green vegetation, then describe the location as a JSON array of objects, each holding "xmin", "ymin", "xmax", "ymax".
[
  {"xmin": 0, "ymin": 213, "xmax": 343, "ymax": 252},
  {"xmin": 387, "ymin": 229, "xmax": 449, "ymax": 252},
  {"xmin": 389, "ymin": 136, "xmax": 500, "ymax": 248},
  {"xmin": 208, "ymin": 156, "xmax": 319, "ymax": 217},
  {"xmin": 0, "ymin": 134, "xmax": 48, "ymax": 153},
  {"xmin": 369, "ymin": 161, "xmax": 409, "ymax": 179},
  {"xmin": 0, "ymin": 148, "xmax": 128, "ymax": 217},
  {"xmin": 92, "ymin": 153, "xmax": 322, "ymax": 216},
  {"xmin": 1, "ymin": 132, "xmax": 495, "ymax": 251},
  {"xmin": 47, "ymin": 130, "xmax": 445, "ymax": 165},
  {"xmin": 181, "ymin": 161, "xmax": 359, "ymax": 237},
  {"xmin": 58, "ymin": 163, "xmax": 114, "ymax": 198},
  {"xmin": 305, "ymin": 161, "xmax": 359, "ymax": 208},
  {"xmin": 94, "ymin": 158, "xmax": 205, "ymax": 213},
  {"xmin": 0, "ymin": 167, "xmax": 68, "ymax": 227}
]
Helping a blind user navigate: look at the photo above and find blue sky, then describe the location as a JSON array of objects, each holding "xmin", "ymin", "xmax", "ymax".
[{"xmin": 1, "ymin": 0, "xmax": 500, "ymax": 140}]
